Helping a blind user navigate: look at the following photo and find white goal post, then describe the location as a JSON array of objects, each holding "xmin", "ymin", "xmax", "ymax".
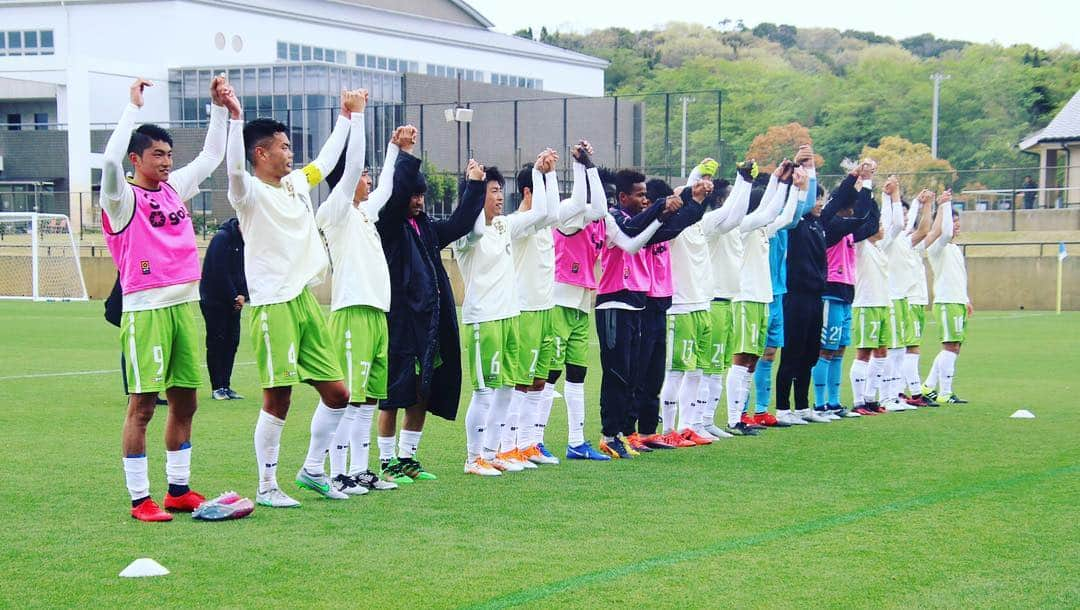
[{"xmin": 0, "ymin": 212, "xmax": 89, "ymax": 301}]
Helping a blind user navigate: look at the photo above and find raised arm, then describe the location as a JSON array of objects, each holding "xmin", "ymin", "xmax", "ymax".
[
  {"xmin": 542, "ymin": 167, "xmax": 560, "ymax": 227},
  {"xmin": 434, "ymin": 159, "xmax": 486, "ymax": 249},
  {"xmin": 926, "ymin": 193, "xmax": 954, "ymax": 254},
  {"xmin": 226, "ymin": 113, "xmax": 254, "ymax": 209},
  {"xmin": 820, "ymin": 173, "xmax": 858, "ymax": 226},
  {"xmin": 558, "ymin": 161, "xmax": 588, "ymax": 225},
  {"xmin": 361, "ymin": 139, "xmax": 398, "ymax": 219},
  {"xmin": 100, "ymin": 83, "xmax": 142, "ymax": 226},
  {"xmin": 702, "ymin": 174, "xmax": 751, "ymax": 235},
  {"xmin": 765, "ymin": 180, "xmax": 803, "ymax": 238},
  {"xmin": 647, "ymin": 184, "xmax": 708, "ymax": 244},
  {"xmin": 298, "ymin": 93, "xmax": 355, "ymax": 190},
  {"xmin": 508, "ymin": 164, "xmax": 549, "ymax": 239},
  {"xmin": 850, "ymin": 189, "xmax": 882, "ymax": 243},
  {"xmin": 910, "ymin": 192, "xmax": 934, "ymax": 249},
  {"xmin": 169, "ymin": 74, "xmax": 233, "ymax": 200},
  {"xmin": 605, "ymin": 213, "xmax": 663, "ymax": 254},
  {"xmin": 585, "ymin": 166, "xmax": 607, "ymax": 222},
  {"xmin": 741, "ymin": 175, "xmax": 786, "ymax": 232}
]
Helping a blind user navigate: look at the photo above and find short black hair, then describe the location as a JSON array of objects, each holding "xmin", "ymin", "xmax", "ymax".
[
  {"xmin": 412, "ymin": 171, "xmax": 427, "ymax": 196},
  {"xmin": 614, "ymin": 169, "xmax": 646, "ymax": 196},
  {"xmin": 127, "ymin": 124, "xmax": 173, "ymax": 156},
  {"xmin": 484, "ymin": 166, "xmax": 505, "ymax": 188},
  {"xmin": 243, "ymin": 117, "xmax": 288, "ymax": 164},
  {"xmin": 516, "ymin": 163, "xmax": 534, "ymax": 197},
  {"xmin": 747, "ymin": 185, "xmax": 766, "ymax": 214},
  {"xmin": 901, "ymin": 199, "xmax": 910, "ymax": 210},
  {"xmin": 646, "ymin": 178, "xmax": 673, "ymax": 202}
]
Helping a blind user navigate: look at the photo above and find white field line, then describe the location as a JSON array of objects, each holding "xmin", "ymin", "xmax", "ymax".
[{"xmin": 0, "ymin": 360, "xmax": 257, "ymax": 382}]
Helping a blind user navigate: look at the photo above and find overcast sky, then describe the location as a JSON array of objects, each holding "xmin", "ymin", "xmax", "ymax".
[{"xmin": 469, "ymin": 0, "xmax": 1079, "ymax": 50}]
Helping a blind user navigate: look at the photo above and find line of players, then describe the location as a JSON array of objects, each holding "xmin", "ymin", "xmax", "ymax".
[{"xmin": 103, "ymin": 74, "xmax": 970, "ymax": 520}]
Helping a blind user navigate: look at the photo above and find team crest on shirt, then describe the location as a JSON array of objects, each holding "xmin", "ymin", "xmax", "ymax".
[
  {"xmin": 140, "ymin": 260, "xmax": 151, "ymax": 275},
  {"xmin": 623, "ymin": 266, "xmax": 630, "ymax": 279},
  {"xmin": 571, "ymin": 262, "xmax": 580, "ymax": 274},
  {"xmin": 283, "ymin": 178, "xmax": 295, "ymax": 197}
]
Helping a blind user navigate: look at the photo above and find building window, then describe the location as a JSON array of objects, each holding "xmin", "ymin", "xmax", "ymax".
[
  {"xmin": 7, "ymin": 32, "xmax": 21, "ymax": 50},
  {"xmin": 34, "ymin": 113, "xmax": 48, "ymax": 130},
  {"xmin": 277, "ymin": 41, "xmax": 287, "ymax": 60},
  {"xmin": 313, "ymin": 47, "xmax": 323, "ymax": 61},
  {"xmin": 288, "ymin": 43, "xmax": 299, "ymax": 61},
  {"xmin": 301, "ymin": 45, "xmax": 311, "ymax": 61},
  {"xmin": 6, "ymin": 114, "xmax": 20, "ymax": 131}
]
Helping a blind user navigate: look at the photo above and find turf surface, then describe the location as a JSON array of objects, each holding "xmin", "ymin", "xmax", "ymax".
[{"xmin": 0, "ymin": 302, "xmax": 1076, "ymax": 608}]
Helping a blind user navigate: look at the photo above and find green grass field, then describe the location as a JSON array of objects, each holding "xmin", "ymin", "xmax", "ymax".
[{"xmin": 0, "ymin": 302, "xmax": 1077, "ymax": 608}]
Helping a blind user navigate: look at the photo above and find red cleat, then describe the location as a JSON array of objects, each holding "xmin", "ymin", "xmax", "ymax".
[
  {"xmin": 680, "ymin": 427, "xmax": 713, "ymax": 446},
  {"xmin": 753, "ymin": 412, "xmax": 782, "ymax": 427},
  {"xmin": 164, "ymin": 490, "xmax": 207, "ymax": 512},
  {"xmin": 662, "ymin": 430, "xmax": 696, "ymax": 448},
  {"xmin": 626, "ymin": 433, "xmax": 654, "ymax": 453},
  {"xmin": 741, "ymin": 413, "xmax": 766, "ymax": 429},
  {"xmin": 853, "ymin": 406, "xmax": 876, "ymax": 416},
  {"xmin": 131, "ymin": 499, "xmax": 173, "ymax": 522},
  {"xmin": 640, "ymin": 433, "xmax": 676, "ymax": 449}
]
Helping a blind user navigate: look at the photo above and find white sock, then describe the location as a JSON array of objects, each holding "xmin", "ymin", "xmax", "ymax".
[
  {"xmin": 849, "ymin": 359, "xmax": 868, "ymax": 407},
  {"xmin": 886, "ymin": 348, "xmax": 905, "ymax": 399},
  {"xmin": 303, "ymin": 401, "xmax": 345, "ymax": 474},
  {"xmin": 701, "ymin": 373, "xmax": 724, "ymax": 426},
  {"xmin": 377, "ymin": 435, "xmax": 396, "ymax": 464},
  {"xmin": 502, "ymin": 389, "xmax": 527, "ymax": 452},
  {"xmin": 165, "ymin": 445, "xmax": 191, "ymax": 486},
  {"xmin": 536, "ymin": 383, "xmax": 555, "ymax": 445},
  {"xmin": 925, "ymin": 355, "xmax": 940, "ymax": 389},
  {"xmin": 904, "ymin": 353, "xmax": 923, "ymax": 395},
  {"xmin": 398, "ymin": 429, "xmax": 421, "ymax": 460},
  {"xmin": 484, "ymin": 387, "xmax": 513, "ymax": 459},
  {"xmin": 254, "ymin": 410, "xmax": 285, "ymax": 493},
  {"xmin": 564, "ymin": 381, "xmax": 586, "ymax": 446},
  {"xmin": 465, "ymin": 389, "xmax": 493, "ymax": 462},
  {"xmin": 865, "ymin": 356, "xmax": 886, "ymax": 404},
  {"xmin": 726, "ymin": 365, "xmax": 750, "ymax": 426},
  {"xmin": 660, "ymin": 370, "xmax": 683, "ymax": 433},
  {"xmin": 937, "ymin": 350, "xmax": 957, "ymax": 396},
  {"xmin": 328, "ymin": 405, "xmax": 358, "ymax": 478},
  {"xmin": 123, "ymin": 455, "xmax": 150, "ymax": 501},
  {"xmin": 678, "ymin": 370, "xmax": 703, "ymax": 430},
  {"xmin": 348, "ymin": 404, "xmax": 375, "ymax": 475},
  {"xmin": 520, "ymin": 390, "xmax": 544, "ymax": 450}
]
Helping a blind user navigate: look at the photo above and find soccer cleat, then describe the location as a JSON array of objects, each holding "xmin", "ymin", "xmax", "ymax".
[
  {"xmin": 512, "ymin": 447, "xmax": 542, "ymax": 467},
  {"xmin": 497, "ymin": 449, "xmax": 536, "ymax": 470},
  {"xmin": 871, "ymin": 403, "xmax": 887, "ymax": 414},
  {"xmin": 352, "ymin": 470, "xmax": 398, "ymax": 491},
  {"xmin": 332, "ymin": 474, "xmax": 369, "ymax": 496},
  {"xmin": 776, "ymin": 410, "xmax": 809, "ymax": 426},
  {"xmin": 701, "ymin": 423, "xmax": 734, "ymax": 438},
  {"xmin": 740, "ymin": 413, "xmax": 766, "ymax": 429},
  {"xmin": 815, "ymin": 407, "xmax": 842, "ymax": 420},
  {"xmin": 599, "ymin": 437, "xmax": 633, "ymax": 459},
  {"xmin": 524, "ymin": 444, "xmax": 559, "ymax": 465},
  {"xmin": 797, "ymin": 409, "xmax": 832, "ymax": 423},
  {"xmin": 726, "ymin": 422, "xmax": 760, "ymax": 436},
  {"xmin": 661, "ymin": 430, "xmax": 697, "ymax": 448},
  {"xmin": 191, "ymin": 492, "xmax": 255, "ymax": 521},
  {"xmin": 679, "ymin": 427, "xmax": 713, "ymax": 445},
  {"xmin": 922, "ymin": 386, "xmax": 939, "ymax": 402},
  {"xmin": 737, "ymin": 159, "xmax": 760, "ymax": 182},
  {"xmin": 853, "ymin": 406, "xmax": 875, "ymax": 416},
  {"xmin": 163, "ymin": 489, "xmax": 206, "ymax": 512},
  {"xmin": 225, "ymin": 388, "xmax": 244, "ymax": 400},
  {"xmin": 131, "ymin": 498, "xmax": 173, "ymax": 522},
  {"xmin": 905, "ymin": 394, "xmax": 929, "ymax": 407},
  {"xmin": 398, "ymin": 457, "xmax": 438, "ymax": 480},
  {"xmin": 753, "ymin": 412, "xmax": 791, "ymax": 428},
  {"xmin": 255, "ymin": 487, "xmax": 301, "ymax": 508},
  {"xmin": 640, "ymin": 433, "xmax": 675, "ymax": 449},
  {"xmin": 296, "ymin": 468, "xmax": 348, "ymax": 499},
  {"xmin": 490, "ymin": 456, "xmax": 524, "ymax": 472},
  {"xmin": 626, "ymin": 433, "xmax": 654, "ymax": 453},
  {"xmin": 380, "ymin": 459, "xmax": 415, "ymax": 485},
  {"xmin": 212, "ymin": 388, "xmax": 229, "ymax": 401},
  {"xmin": 464, "ymin": 458, "xmax": 502, "ymax": 477},
  {"xmin": 883, "ymin": 398, "xmax": 907, "ymax": 412},
  {"xmin": 566, "ymin": 441, "xmax": 612, "ymax": 461},
  {"xmin": 944, "ymin": 394, "xmax": 969, "ymax": 404},
  {"xmin": 534, "ymin": 443, "xmax": 561, "ymax": 464},
  {"xmin": 620, "ymin": 436, "xmax": 642, "ymax": 457}
]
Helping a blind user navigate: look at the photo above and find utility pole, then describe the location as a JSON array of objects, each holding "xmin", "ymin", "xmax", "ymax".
[
  {"xmin": 930, "ymin": 72, "xmax": 950, "ymax": 159},
  {"xmin": 680, "ymin": 96, "xmax": 695, "ymax": 177}
]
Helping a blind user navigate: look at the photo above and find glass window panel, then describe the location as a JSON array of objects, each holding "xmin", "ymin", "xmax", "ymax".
[
  {"xmin": 436, "ymin": 65, "xmax": 445, "ymax": 77},
  {"xmin": 289, "ymin": 65, "xmax": 303, "ymax": 92},
  {"xmin": 258, "ymin": 95, "xmax": 272, "ymax": 116},
  {"xmin": 289, "ymin": 43, "xmax": 299, "ymax": 61},
  {"xmin": 491, "ymin": 73, "xmax": 498, "ymax": 84},
  {"xmin": 9, "ymin": 32, "xmax": 22, "ymax": 48},
  {"xmin": 377, "ymin": 56, "xmax": 386, "ymax": 70},
  {"xmin": 301, "ymin": 45, "xmax": 311, "ymax": 61},
  {"xmin": 24, "ymin": 31, "xmax": 37, "ymax": 48},
  {"xmin": 258, "ymin": 67, "xmax": 272, "ymax": 94},
  {"xmin": 306, "ymin": 64, "xmax": 327, "ymax": 95},
  {"xmin": 409, "ymin": 61, "xmax": 419, "ymax": 73},
  {"xmin": 183, "ymin": 69, "xmax": 197, "ymax": 97},
  {"xmin": 314, "ymin": 47, "xmax": 323, "ymax": 61},
  {"xmin": 356, "ymin": 54, "xmax": 364, "ymax": 67},
  {"xmin": 388, "ymin": 58, "xmax": 397, "ymax": 71},
  {"xmin": 272, "ymin": 94, "xmax": 288, "ymax": 110},
  {"xmin": 0, "ymin": 34, "xmax": 6, "ymax": 49},
  {"xmin": 392, "ymin": 77, "xmax": 401, "ymax": 102},
  {"xmin": 40, "ymin": 30, "xmax": 53, "ymax": 47},
  {"xmin": 336, "ymin": 50, "xmax": 346, "ymax": 64},
  {"xmin": 366, "ymin": 55, "xmax": 376, "ymax": 68},
  {"xmin": 243, "ymin": 95, "xmax": 256, "ymax": 117},
  {"xmin": 426, "ymin": 64, "xmax": 435, "ymax": 76},
  {"xmin": 277, "ymin": 41, "xmax": 287, "ymax": 59}
]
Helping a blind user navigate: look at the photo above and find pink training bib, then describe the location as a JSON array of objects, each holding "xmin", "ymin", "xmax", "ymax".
[
  {"xmin": 553, "ymin": 219, "xmax": 605, "ymax": 289},
  {"xmin": 826, "ymin": 234, "xmax": 856, "ymax": 285},
  {"xmin": 597, "ymin": 211, "xmax": 652, "ymax": 296}
]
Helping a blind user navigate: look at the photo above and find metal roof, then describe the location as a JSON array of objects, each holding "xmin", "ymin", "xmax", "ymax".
[{"xmin": 1020, "ymin": 88, "xmax": 1080, "ymax": 150}]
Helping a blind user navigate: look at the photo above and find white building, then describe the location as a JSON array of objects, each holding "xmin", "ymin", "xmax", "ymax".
[{"xmin": 0, "ymin": 0, "xmax": 607, "ymax": 229}]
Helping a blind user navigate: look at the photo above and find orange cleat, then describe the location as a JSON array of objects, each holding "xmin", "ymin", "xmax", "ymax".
[
  {"xmin": 661, "ymin": 430, "xmax": 697, "ymax": 448},
  {"xmin": 752, "ymin": 412, "xmax": 789, "ymax": 428},
  {"xmin": 679, "ymin": 427, "xmax": 713, "ymax": 446},
  {"xmin": 131, "ymin": 498, "xmax": 173, "ymax": 522},
  {"xmin": 164, "ymin": 489, "xmax": 207, "ymax": 512},
  {"xmin": 626, "ymin": 433, "xmax": 654, "ymax": 453},
  {"xmin": 640, "ymin": 433, "xmax": 676, "ymax": 449}
]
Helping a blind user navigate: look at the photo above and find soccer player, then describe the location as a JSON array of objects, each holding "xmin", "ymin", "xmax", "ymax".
[
  {"xmin": 748, "ymin": 146, "xmax": 817, "ymax": 427},
  {"xmin": 724, "ymin": 160, "xmax": 804, "ymax": 436},
  {"xmin": 374, "ymin": 137, "xmax": 486, "ymax": 484},
  {"xmin": 102, "ymin": 75, "xmax": 233, "ymax": 521},
  {"xmin": 923, "ymin": 191, "xmax": 972, "ymax": 405},
  {"xmin": 810, "ymin": 160, "xmax": 881, "ymax": 419},
  {"xmin": 458, "ymin": 153, "xmax": 554, "ymax": 476},
  {"xmin": 227, "ymin": 88, "xmax": 365, "ymax": 506},
  {"xmin": 316, "ymin": 103, "xmax": 406, "ymax": 494},
  {"xmin": 657, "ymin": 159, "xmax": 751, "ymax": 446},
  {"xmin": 849, "ymin": 175, "xmax": 903, "ymax": 415},
  {"xmin": 899, "ymin": 190, "xmax": 937, "ymax": 406}
]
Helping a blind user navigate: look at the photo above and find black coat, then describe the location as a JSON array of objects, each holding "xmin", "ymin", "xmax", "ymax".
[
  {"xmin": 375, "ymin": 152, "xmax": 485, "ymax": 419},
  {"xmin": 199, "ymin": 218, "xmax": 248, "ymax": 309}
]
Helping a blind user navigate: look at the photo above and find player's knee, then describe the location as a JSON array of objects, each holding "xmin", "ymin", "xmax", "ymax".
[
  {"xmin": 565, "ymin": 364, "xmax": 587, "ymax": 384},
  {"xmin": 546, "ymin": 369, "xmax": 562, "ymax": 384}
]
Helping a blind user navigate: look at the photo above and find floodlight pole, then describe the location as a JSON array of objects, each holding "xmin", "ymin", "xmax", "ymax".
[
  {"xmin": 930, "ymin": 72, "xmax": 950, "ymax": 159},
  {"xmin": 680, "ymin": 96, "xmax": 694, "ymax": 177}
]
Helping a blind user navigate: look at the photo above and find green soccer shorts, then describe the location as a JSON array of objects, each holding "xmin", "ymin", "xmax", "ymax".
[
  {"xmin": 703, "ymin": 299, "xmax": 734, "ymax": 375},
  {"xmin": 465, "ymin": 316, "xmax": 522, "ymax": 390},
  {"xmin": 907, "ymin": 302, "xmax": 926, "ymax": 347},
  {"xmin": 853, "ymin": 306, "xmax": 891, "ymax": 350},
  {"xmin": 666, "ymin": 309, "xmax": 713, "ymax": 372},
  {"xmin": 516, "ymin": 309, "xmax": 556, "ymax": 384},
  {"xmin": 327, "ymin": 304, "xmax": 388, "ymax": 402},
  {"xmin": 733, "ymin": 300, "xmax": 769, "ymax": 358},
  {"xmin": 549, "ymin": 305, "xmax": 590, "ymax": 371},
  {"xmin": 936, "ymin": 302, "xmax": 969, "ymax": 344},
  {"xmin": 250, "ymin": 288, "xmax": 343, "ymax": 389},
  {"xmin": 120, "ymin": 302, "xmax": 202, "ymax": 393},
  {"xmin": 888, "ymin": 299, "xmax": 909, "ymax": 350}
]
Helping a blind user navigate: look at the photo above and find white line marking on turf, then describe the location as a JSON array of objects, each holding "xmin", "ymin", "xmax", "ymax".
[{"xmin": 0, "ymin": 361, "xmax": 257, "ymax": 382}]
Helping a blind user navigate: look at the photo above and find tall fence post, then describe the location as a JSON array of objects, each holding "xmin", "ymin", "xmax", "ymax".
[
  {"xmin": 664, "ymin": 93, "xmax": 671, "ymax": 183},
  {"xmin": 1010, "ymin": 168, "xmax": 1017, "ymax": 231},
  {"xmin": 613, "ymin": 95, "xmax": 619, "ymax": 169}
]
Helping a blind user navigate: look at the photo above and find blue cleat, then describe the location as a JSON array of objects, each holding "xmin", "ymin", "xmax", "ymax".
[{"xmin": 566, "ymin": 441, "xmax": 612, "ymax": 461}]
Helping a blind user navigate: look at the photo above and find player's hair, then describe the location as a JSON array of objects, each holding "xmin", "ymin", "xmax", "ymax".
[
  {"xmin": 901, "ymin": 199, "xmax": 910, "ymax": 210},
  {"xmin": 747, "ymin": 185, "xmax": 766, "ymax": 214},
  {"xmin": 614, "ymin": 169, "xmax": 646, "ymax": 197},
  {"xmin": 646, "ymin": 178, "xmax": 673, "ymax": 202},
  {"xmin": 516, "ymin": 163, "xmax": 534, "ymax": 197},
  {"xmin": 952, "ymin": 207, "xmax": 960, "ymax": 218},
  {"xmin": 127, "ymin": 124, "xmax": 173, "ymax": 156},
  {"xmin": 412, "ymin": 170, "xmax": 428, "ymax": 196},
  {"xmin": 243, "ymin": 118, "xmax": 289, "ymax": 164},
  {"xmin": 484, "ymin": 166, "xmax": 505, "ymax": 188},
  {"xmin": 816, "ymin": 184, "xmax": 825, "ymax": 199}
]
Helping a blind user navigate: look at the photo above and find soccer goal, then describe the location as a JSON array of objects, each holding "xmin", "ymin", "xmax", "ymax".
[{"xmin": 0, "ymin": 212, "xmax": 89, "ymax": 301}]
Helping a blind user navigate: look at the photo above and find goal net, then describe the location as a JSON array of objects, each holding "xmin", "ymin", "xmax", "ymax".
[{"xmin": 0, "ymin": 212, "xmax": 89, "ymax": 301}]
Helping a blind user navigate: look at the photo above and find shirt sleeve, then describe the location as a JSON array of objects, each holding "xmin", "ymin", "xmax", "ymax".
[
  {"xmin": 168, "ymin": 103, "xmax": 228, "ymax": 201},
  {"xmin": 298, "ymin": 114, "xmax": 351, "ymax": 194},
  {"xmin": 100, "ymin": 103, "xmax": 138, "ymax": 229},
  {"xmin": 226, "ymin": 118, "xmax": 254, "ymax": 209},
  {"xmin": 316, "ymin": 112, "xmax": 366, "ymax": 229},
  {"xmin": 360, "ymin": 142, "xmax": 398, "ymax": 219}
]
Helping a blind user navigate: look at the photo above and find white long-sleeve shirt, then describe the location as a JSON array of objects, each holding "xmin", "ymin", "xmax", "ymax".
[
  {"xmin": 513, "ymin": 167, "xmax": 561, "ymax": 312},
  {"xmin": 315, "ymin": 113, "xmax": 395, "ymax": 313},
  {"xmin": 100, "ymin": 102, "xmax": 228, "ymax": 311},
  {"xmin": 927, "ymin": 203, "xmax": 968, "ymax": 304},
  {"xmin": 735, "ymin": 179, "xmax": 795, "ymax": 304},
  {"xmin": 227, "ymin": 113, "xmax": 350, "ymax": 306}
]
